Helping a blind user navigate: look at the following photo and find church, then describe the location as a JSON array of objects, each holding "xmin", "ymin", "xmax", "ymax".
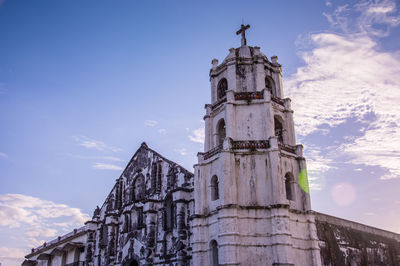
[{"xmin": 23, "ymin": 25, "xmax": 400, "ymax": 266}]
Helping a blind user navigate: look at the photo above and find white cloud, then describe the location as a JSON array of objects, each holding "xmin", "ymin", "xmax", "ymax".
[
  {"xmin": 0, "ymin": 194, "xmax": 89, "ymax": 228},
  {"xmin": 0, "ymin": 193, "xmax": 90, "ymax": 260},
  {"xmin": 323, "ymin": 0, "xmax": 400, "ymax": 37},
  {"xmin": 69, "ymin": 154, "xmax": 124, "ymax": 162},
  {"xmin": 144, "ymin": 120, "xmax": 158, "ymax": 127},
  {"xmin": 92, "ymin": 162, "xmax": 123, "ymax": 170},
  {"xmin": 158, "ymin": 128, "xmax": 167, "ymax": 134},
  {"xmin": 72, "ymin": 136, "xmax": 121, "ymax": 152},
  {"xmin": 0, "ymin": 246, "xmax": 26, "ymax": 266},
  {"xmin": 0, "ymin": 152, "xmax": 7, "ymax": 158},
  {"xmin": 303, "ymin": 145, "xmax": 336, "ymax": 190},
  {"xmin": 175, "ymin": 148, "xmax": 188, "ymax": 156},
  {"xmin": 25, "ymin": 227, "xmax": 58, "ymax": 238},
  {"xmin": 189, "ymin": 127, "xmax": 205, "ymax": 144},
  {"xmin": 286, "ymin": 0, "xmax": 400, "ymax": 180}
]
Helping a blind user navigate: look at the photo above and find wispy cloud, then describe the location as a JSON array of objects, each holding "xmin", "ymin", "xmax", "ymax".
[
  {"xmin": 189, "ymin": 127, "xmax": 205, "ymax": 144},
  {"xmin": 158, "ymin": 128, "xmax": 167, "ymax": 135},
  {"xmin": 144, "ymin": 120, "xmax": 158, "ymax": 127},
  {"xmin": 175, "ymin": 148, "xmax": 188, "ymax": 156},
  {"xmin": 0, "ymin": 152, "xmax": 7, "ymax": 158},
  {"xmin": 303, "ymin": 144, "xmax": 336, "ymax": 190},
  {"xmin": 0, "ymin": 193, "xmax": 90, "ymax": 260},
  {"xmin": 92, "ymin": 163, "xmax": 123, "ymax": 170},
  {"xmin": 72, "ymin": 136, "xmax": 121, "ymax": 153},
  {"xmin": 286, "ymin": 0, "xmax": 400, "ymax": 180},
  {"xmin": 0, "ymin": 246, "xmax": 26, "ymax": 266},
  {"xmin": 68, "ymin": 154, "xmax": 124, "ymax": 162}
]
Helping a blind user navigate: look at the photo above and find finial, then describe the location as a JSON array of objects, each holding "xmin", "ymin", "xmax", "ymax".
[
  {"xmin": 212, "ymin": 58, "xmax": 218, "ymax": 70},
  {"xmin": 236, "ymin": 24, "xmax": 250, "ymax": 46}
]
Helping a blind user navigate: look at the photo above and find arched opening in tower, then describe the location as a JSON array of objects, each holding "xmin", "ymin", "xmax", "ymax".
[
  {"xmin": 217, "ymin": 119, "xmax": 226, "ymax": 146},
  {"xmin": 210, "ymin": 240, "xmax": 219, "ymax": 266},
  {"xmin": 285, "ymin": 173, "xmax": 294, "ymax": 201},
  {"xmin": 217, "ymin": 78, "xmax": 228, "ymax": 100},
  {"xmin": 265, "ymin": 75, "xmax": 276, "ymax": 97},
  {"xmin": 211, "ymin": 175, "xmax": 219, "ymax": 200},
  {"xmin": 274, "ymin": 116, "xmax": 283, "ymax": 143}
]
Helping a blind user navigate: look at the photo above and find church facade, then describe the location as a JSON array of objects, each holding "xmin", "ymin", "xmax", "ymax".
[{"xmin": 24, "ymin": 26, "xmax": 400, "ymax": 266}]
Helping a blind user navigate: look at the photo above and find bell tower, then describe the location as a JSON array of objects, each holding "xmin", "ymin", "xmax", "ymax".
[{"xmin": 192, "ymin": 25, "xmax": 321, "ymax": 266}]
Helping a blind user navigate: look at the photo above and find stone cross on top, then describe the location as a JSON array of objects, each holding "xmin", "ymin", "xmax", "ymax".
[{"xmin": 236, "ymin": 24, "xmax": 250, "ymax": 46}]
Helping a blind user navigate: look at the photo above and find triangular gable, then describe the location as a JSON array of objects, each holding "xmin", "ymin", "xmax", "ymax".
[
  {"xmin": 36, "ymin": 253, "xmax": 51, "ymax": 260},
  {"xmin": 22, "ymin": 260, "xmax": 37, "ymax": 266},
  {"xmin": 96, "ymin": 142, "xmax": 194, "ymax": 216},
  {"xmin": 50, "ymin": 247, "xmax": 63, "ymax": 256},
  {"xmin": 61, "ymin": 242, "xmax": 83, "ymax": 251}
]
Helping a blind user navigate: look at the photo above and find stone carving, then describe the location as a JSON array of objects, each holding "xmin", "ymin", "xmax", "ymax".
[
  {"xmin": 108, "ymin": 232, "xmax": 115, "ymax": 257},
  {"xmin": 151, "ymin": 162, "xmax": 157, "ymax": 193},
  {"xmin": 133, "ymin": 174, "xmax": 145, "ymax": 201},
  {"xmin": 167, "ymin": 166, "xmax": 177, "ymax": 190},
  {"xmin": 86, "ymin": 243, "xmax": 93, "ymax": 262},
  {"xmin": 106, "ymin": 194, "xmax": 115, "ymax": 212},
  {"xmin": 157, "ymin": 162, "xmax": 163, "ymax": 193},
  {"xmin": 125, "ymin": 186, "xmax": 132, "ymax": 203},
  {"xmin": 183, "ymin": 174, "xmax": 191, "ymax": 186},
  {"xmin": 217, "ymin": 78, "xmax": 228, "ymax": 99},
  {"xmin": 92, "ymin": 206, "xmax": 100, "ymax": 218}
]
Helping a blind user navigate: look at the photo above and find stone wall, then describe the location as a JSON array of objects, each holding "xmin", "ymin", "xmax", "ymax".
[{"xmin": 315, "ymin": 212, "xmax": 400, "ymax": 266}]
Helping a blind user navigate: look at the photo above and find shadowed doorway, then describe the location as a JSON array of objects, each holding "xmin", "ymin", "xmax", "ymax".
[{"xmin": 128, "ymin": 259, "xmax": 139, "ymax": 266}]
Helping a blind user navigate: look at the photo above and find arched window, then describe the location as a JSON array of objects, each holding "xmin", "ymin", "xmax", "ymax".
[
  {"xmin": 265, "ymin": 75, "xmax": 276, "ymax": 96},
  {"xmin": 211, "ymin": 175, "xmax": 219, "ymax": 200},
  {"xmin": 217, "ymin": 119, "xmax": 226, "ymax": 146},
  {"xmin": 157, "ymin": 162, "xmax": 162, "ymax": 193},
  {"xmin": 151, "ymin": 162, "xmax": 157, "ymax": 193},
  {"xmin": 210, "ymin": 240, "xmax": 219, "ymax": 266},
  {"xmin": 274, "ymin": 116, "xmax": 283, "ymax": 143},
  {"xmin": 217, "ymin": 78, "xmax": 228, "ymax": 100},
  {"xmin": 164, "ymin": 195, "xmax": 175, "ymax": 231},
  {"xmin": 100, "ymin": 225, "xmax": 108, "ymax": 247},
  {"xmin": 133, "ymin": 174, "xmax": 145, "ymax": 201},
  {"xmin": 123, "ymin": 213, "xmax": 130, "ymax": 233},
  {"xmin": 285, "ymin": 173, "xmax": 294, "ymax": 201},
  {"xmin": 137, "ymin": 207, "xmax": 144, "ymax": 228}
]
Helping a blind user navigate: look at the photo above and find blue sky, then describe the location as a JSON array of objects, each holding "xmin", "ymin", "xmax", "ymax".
[{"xmin": 1, "ymin": 0, "xmax": 400, "ymax": 265}]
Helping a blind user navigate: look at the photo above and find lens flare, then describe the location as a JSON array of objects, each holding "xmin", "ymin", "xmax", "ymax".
[
  {"xmin": 298, "ymin": 169, "xmax": 310, "ymax": 194},
  {"xmin": 331, "ymin": 182, "xmax": 356, "ymax": 206}
]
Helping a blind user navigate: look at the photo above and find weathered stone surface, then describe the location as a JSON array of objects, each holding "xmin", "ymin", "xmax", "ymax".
[{"xmin": 315, "ymin": 212, "xmax": 400, "ymax": 266}]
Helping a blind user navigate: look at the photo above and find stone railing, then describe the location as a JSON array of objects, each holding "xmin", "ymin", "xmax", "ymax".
[
  {"xmin": 232, "ymin": 140, "xmax": 270, "ymax": 150},
  {"xmin": 211, "ymin": 97, "xmax": 227, "ymax": 110},
  {"xmin": 278, "ymin": 143, "xmax": 297, "ymax": 154},
  {"xmin": 234, "ymin": 91, "xmax": 264, "ymax": 101},
  {"xmin": 31, "ymin": 226, "xmax": 86, "ymax": 253},
  {"xmin": 203, "ymin": 144, "xmax": 223, "ymax": 160},
  {"xmin": 271, "ymin": 96, "xmax": 285, "ymax": 106}
]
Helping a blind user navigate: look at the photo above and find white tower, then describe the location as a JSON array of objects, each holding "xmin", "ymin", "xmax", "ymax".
[{"xmin": 192, "ymin": 25, "xmax": 321, "ymax": 266}]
